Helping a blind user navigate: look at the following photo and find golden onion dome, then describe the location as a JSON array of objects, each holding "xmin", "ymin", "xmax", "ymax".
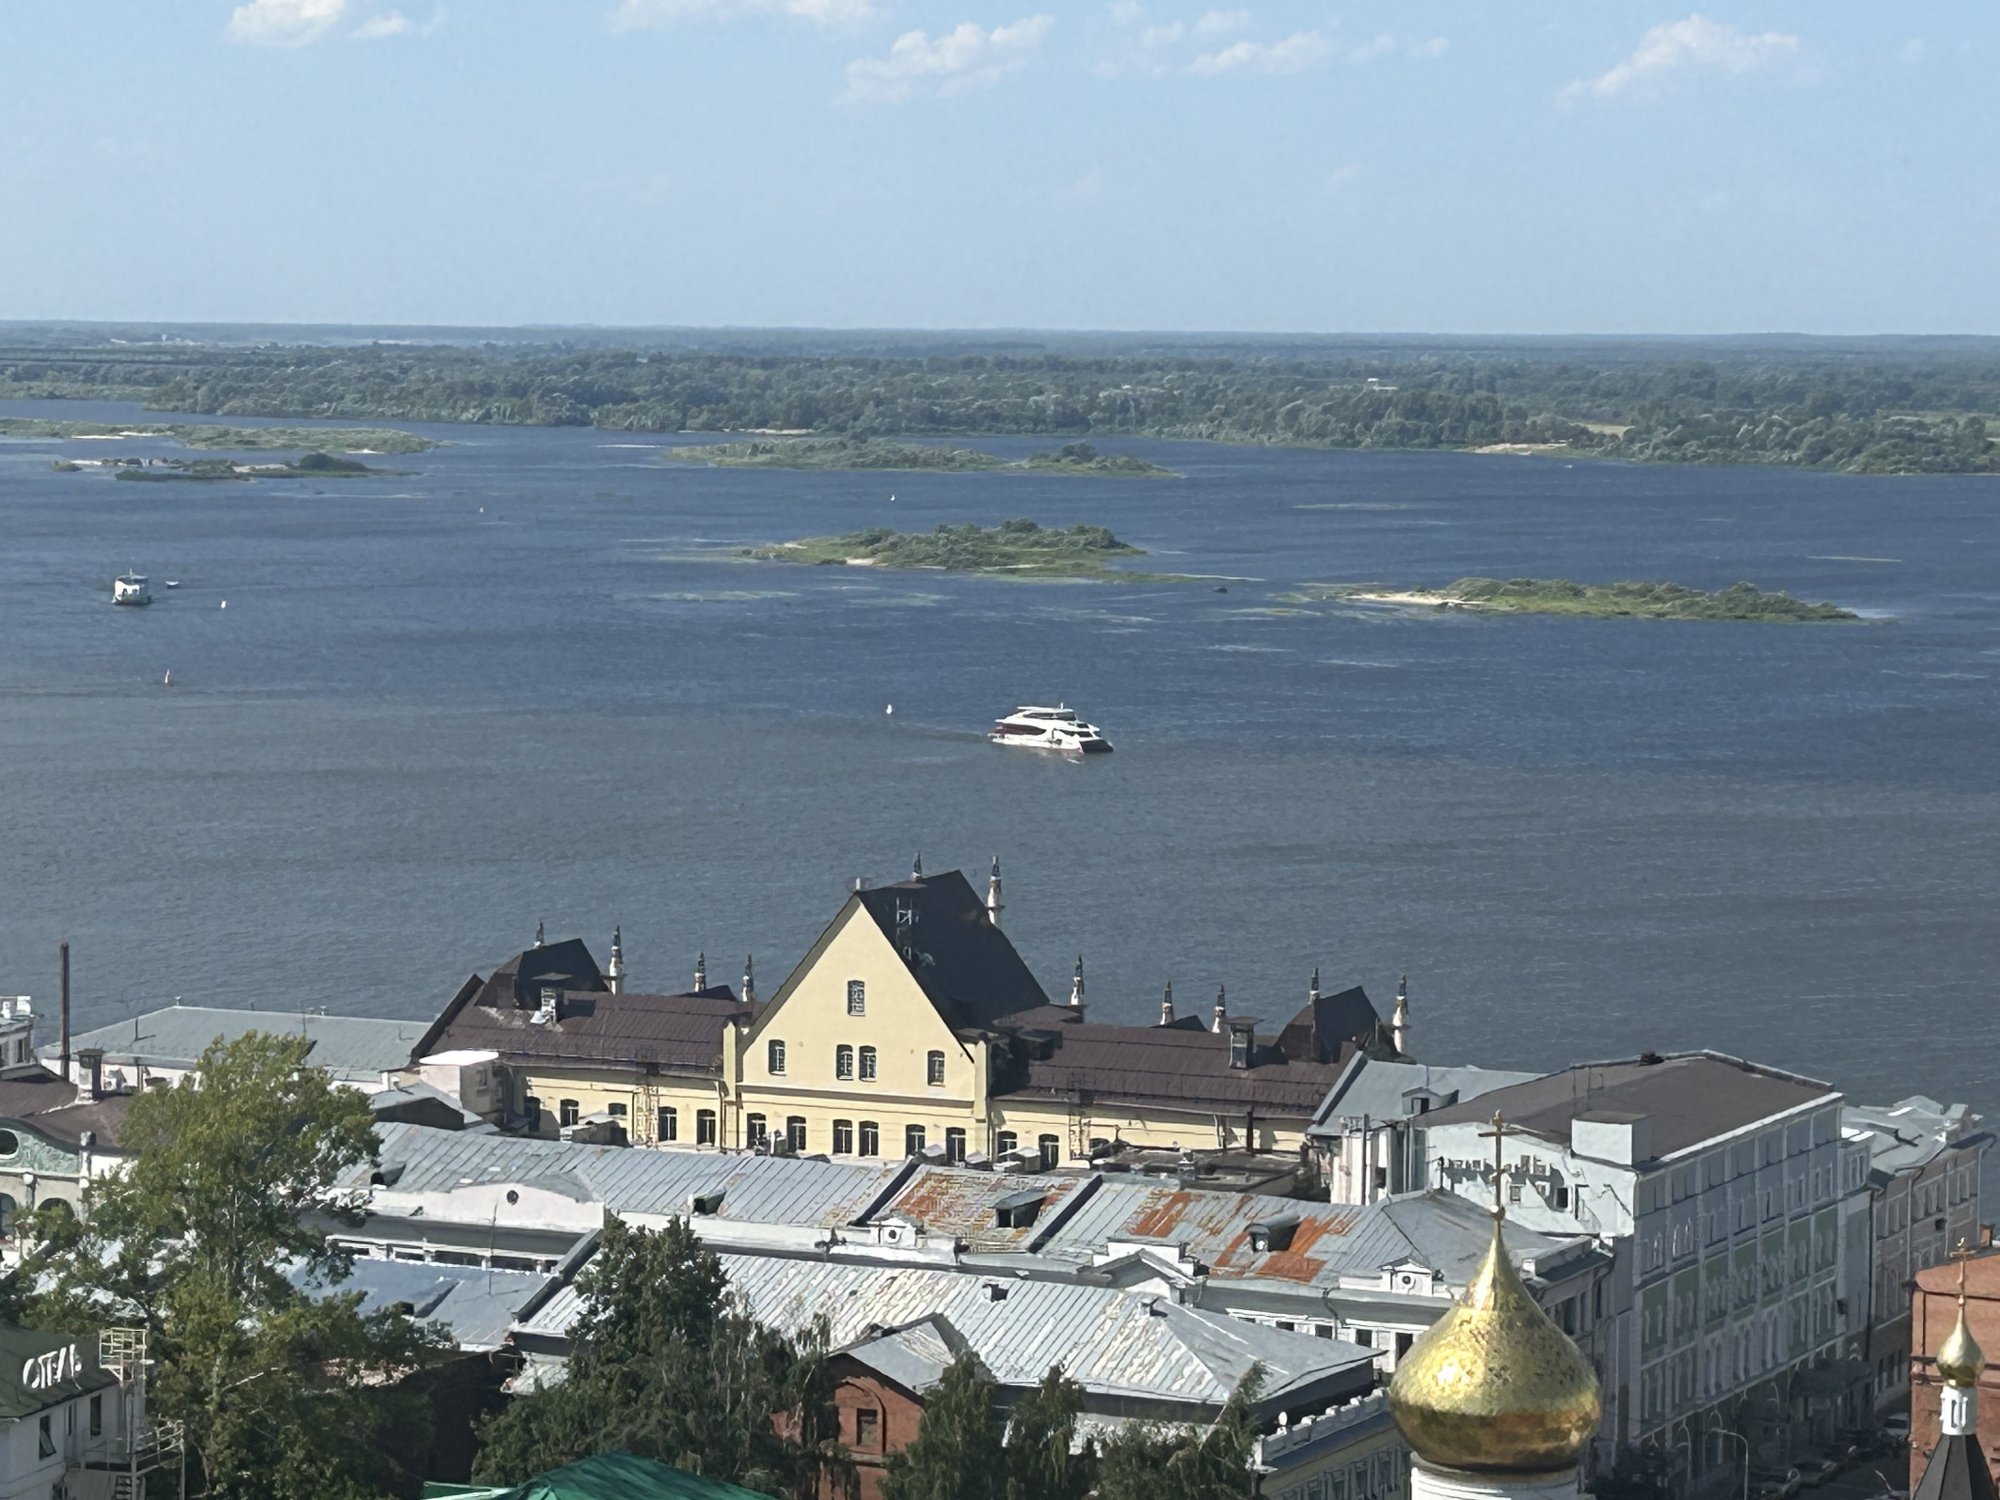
[
  {"xmin": 1938, "ymin": 1300, "xmax": 1987, "ymax": 1387},
  {"xmin": 1388, "ymin": 1213, "xmax": 1604, "ymax": 1475}
]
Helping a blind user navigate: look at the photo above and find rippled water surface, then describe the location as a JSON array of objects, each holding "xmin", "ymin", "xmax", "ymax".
[{"xmin": 3, "ymin": 400, "xmax": 1996, "ymax": 1119}]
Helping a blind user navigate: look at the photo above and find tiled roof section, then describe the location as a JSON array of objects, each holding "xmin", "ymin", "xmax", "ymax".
[
  {"xmin": 1420, "ymin": 1052, "xmax": 1838, "ymax": 1161},
  {"xmin": 1276, "ymin": 986, "xmax": 1386, "ymax": 1065},
  {"xmin": 996, "ymin": 1019, "xmax": 1349, "ymax": 1119},
  {"xmin": 358, "ymin": 1121, "xmax": 901, "ymax": 1227},
  {"xmin": 1036, "ymin": 1181, "xmax": 1570, "ymax": 1291},
  {"xmin": 862, "ymin": 1166, "xmax": 1089, "ymax": 1252},
  {"xmin": 852, "ymin": 873, "xmax": 1050, "ymax": 1029},
  {"xmin": 424, "ymin": 987, "xmax": 750, "ymax": 1078},
  {"xmin": 1307, "ymin": 1056, "xmax": 1543, "ymax": 1138},
  {"xmin": 520, "ymin": 1251, "xmax": 1377, "ymax": 1413},
  {"xmin": 69, "ymin": 1006, "xmax": 427, "ymax": 1084},
  {"xmin": 288, "ymin": 1258, "xmax": 550, "ymax": 1353}
]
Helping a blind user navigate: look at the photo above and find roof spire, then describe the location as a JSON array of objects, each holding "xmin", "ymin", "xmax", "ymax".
[
  {"xmin": 533, "ymin": 920, "xmax": 544, "ymax": 948},
  {"xmin": 694, "ymin": 951, "xmax": 707, "ymax": 991},
  {"xmin": 742, "ymin": 954, "xmax": 756, "ymax": 1005},
  {"xmin": 1309, "ymin": 965, "xmax": 1320, "ymax": 1002},
  {"xmin": 1069, "ymin": 955, "xmax": 1086, "ymax": 1009},
  {"xmin": 985, "ymin": 855, "xmax": 1004, "ymax": 928},
  {"xmin": 607, "ymin": 925, "xmax": 624, "ymax": 995},
  {"xmin": 1160, "ymin": 980, "xmax": 1174, "ymax": 1025},
  {"xmin": 911, "ymin": 851, "xmax": 923, "ymax": 880},
  {"xmin": 1939, "ymin": 1240, "xmax": 1988, "ymax": 1421},
  {"xmin": 1211, "ymin": 982, "xmax": 1227, "ymax": 1033},
  {"xmin": 1391, "ymin": 974, "xmax": 1411, "ymax": 1056}
]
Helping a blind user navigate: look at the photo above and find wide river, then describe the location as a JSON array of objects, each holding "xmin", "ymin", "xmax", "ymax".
[{"xmin": 3, "ymin": 400, "xmax": 1996, "ymax": 1125}]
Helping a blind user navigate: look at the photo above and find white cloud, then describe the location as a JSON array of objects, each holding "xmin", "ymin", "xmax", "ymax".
[
  {"xmin": 844, "ymin": 16, "xmax": 1053, "ymax": 103},
  {"xmin": 352, "ymin": 10, "xmax": 410, "ymax": 38},
  {"xmin": 227, "ymin": 0, "xmax": 347, "ymax": 46},
  {"xmin": 1326, "ymin": 163, "xmax": 1363, "ymax": 191},
  {"xmin": 613, "ymin": 0, "xmax": 876, "ymax": 27},
  {"xmin": 1559, "ymin": 13, "xmax": 1800, "ymax": 107},
  {"xmin": 1189, "ymin": 28, "xmax": 1326, "ymax": 75},
  {"xmin": 1192, "ymin": 9, "xmax": 1248, "ymax": 38},
  {"xmin": 1137, "ymin": 21, "xmax": 1182, "ymax": 49},
  {"xmin": 1898, "ymin": 37, "xmax": 1925, "ymax": 65},
  {"xmin": 1345, "ymin": 32, "xmax": 1395, "ymax": 64},
  {"xmin": 1407, "ymin": 35, "xmax": 1448, "ymax": 60}
]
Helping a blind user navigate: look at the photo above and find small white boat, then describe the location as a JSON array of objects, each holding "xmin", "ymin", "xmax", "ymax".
[
  {"xmin": 164, "ymin": 580, "xmax": 180, "ymax": 589},
  {"xmin": 112, "ymin": 572, "xmax": 152, "ymax": 607},
  {"xmin": 988, "ymin": 704, "xmax": 1113, "ymax": 754}
]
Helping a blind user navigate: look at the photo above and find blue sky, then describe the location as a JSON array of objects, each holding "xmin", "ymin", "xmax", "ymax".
[{"xmin": 2, "ymin": 2, "xmax": 1992, "ymax": 333}]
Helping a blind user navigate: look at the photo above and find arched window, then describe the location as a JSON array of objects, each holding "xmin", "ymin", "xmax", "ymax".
[
  {"xmin": 905, "ymin": 1124, "xmax": 927, "ymax": 1157},
  {"xmin": 657, "ymin": 1106, "xmax": 678, "ymax": 1142},
  {"xmin": 836, "ymin": 1045, "xmax": 855, "ymax": 1080},
  {"xmin": 747, "ymin": 1113, "xmax": 769, "ymax": 1148},
  {"xmin": 0, "ymin": 1193, "xmax": 15, "ymax": 1239},
  {"xmin": 696, "ymin": 1109, "xmax": 717, "ymax": 1146},
  {"xmin": 945, "ymin": 1128, "xmax": 967, "ymax": 1164},
  {"xmin": 1037, "ymin": 1134, "xmax": 1060, "ymax": 1170},
  {"xmin": 787, "ymin": 1116, "xmax": 807, "ymax": 1153},
  {"xmin": 926, "ymin": 1051, "xmax": 946, "ymax": 1086},
  {"xmin": 996, "ymin": 1131, "xmax": 1018, "ymax": 1156},
  {"xmin": 558, "ymin": 1099, "xmax": 580, "ymax": 1128},
  {"xmin": 833, "ymin": 1120, "xmax": 855, "ymax": 1154},
  {"xmin": 767, "ymin": 1039, "xmax": 787, "ymax": 1075},
  {"xmin": 858, "ymin": 1121, "xmax": 880, "ymax": 1156},
  {"xmin": 858, "ymin": 1046, "xmax": 878, "ymax": 1081}
]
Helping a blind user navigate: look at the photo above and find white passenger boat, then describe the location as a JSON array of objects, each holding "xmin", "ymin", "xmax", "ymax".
[
  {"xmin": 112, "ymin": 572, "xmax": 152, "ymax": 607},
  {"xmin": 988, "ymin": 705, "xmax": 1113, "ymax": 754}
]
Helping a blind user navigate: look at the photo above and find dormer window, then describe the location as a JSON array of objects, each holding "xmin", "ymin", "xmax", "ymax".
[
  {"xmin": 1227, "ymin": 1020, "xmax": 1256, "ymax": 1070},
  {"xmin": 1247, "ymin": 1213, "xmax": 1300, "ymax": 1253}
]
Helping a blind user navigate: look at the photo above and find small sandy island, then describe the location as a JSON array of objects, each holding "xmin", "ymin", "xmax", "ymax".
[{"xmin": 1309, "ymin": 578, "xmax": 1861, "ymax": 622}]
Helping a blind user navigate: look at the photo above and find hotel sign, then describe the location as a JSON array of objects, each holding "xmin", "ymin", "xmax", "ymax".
[{"xmin": 22, "ymin": 1343, "xmax": 83, "ymax": 1391}]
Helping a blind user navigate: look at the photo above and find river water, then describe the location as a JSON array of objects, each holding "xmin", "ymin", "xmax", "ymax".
[{"xmin": 2, "ymin": 399, "xmax": 1996, "ymax": 1122}]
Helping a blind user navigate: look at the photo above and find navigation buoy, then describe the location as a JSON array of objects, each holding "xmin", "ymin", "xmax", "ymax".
[
  {"xmin": 219, "ymin": 600, "xmax": 228, "ymax": 609},
  {"xmin": 885, "ymin": 704, "xmax": 894, "ymax": 716}
]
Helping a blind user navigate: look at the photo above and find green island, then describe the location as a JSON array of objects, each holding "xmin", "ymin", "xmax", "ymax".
[
  {"xmin": 1314, "ymin": 577, "xmax": 1860, "ymax": 622},
  {"xmin": 673, "ymin": 436, "xmax": 1177, "ymax": 478},
  {"xmin": 746, "ymin": 519, "xmax": 1147, "ymax": 579},
  {"xmin": 74, "ymin": 452, "xmax": 392, "ymax": 482},
  {"xmin": 0, "ymin": 416, "xmax": 435, "ymax": 453}
]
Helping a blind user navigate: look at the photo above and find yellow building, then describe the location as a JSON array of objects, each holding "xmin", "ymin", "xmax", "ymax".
[{"xmin": 410, "ymin": 867, "xmax": 1395, "ymax": 1162}]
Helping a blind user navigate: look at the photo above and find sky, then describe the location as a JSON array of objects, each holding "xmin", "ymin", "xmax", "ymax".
[{"xmin": 1, "ymin": 2, "xmax": 1993, "ymax": 334}]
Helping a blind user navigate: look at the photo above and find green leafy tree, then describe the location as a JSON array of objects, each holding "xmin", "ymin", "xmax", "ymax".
[
  {"xmin": 881, "ymin": 1353, "xmax": 1005, "ymax": 1500},
  {"xmin": 27, "ymin": 1031, "xmax": 440, "ymax": 1500},
  {"xmin": 1003, "ymin": 1364, "xmax": 1091, "ymax": 1500},
  {"xmin": 1094, "ymin": 1371, "xmax": 1262, "ymax": 1500},
  {"xmin": 474, "ymin": 1216, "xmax": 851, "ymax": 1500}
]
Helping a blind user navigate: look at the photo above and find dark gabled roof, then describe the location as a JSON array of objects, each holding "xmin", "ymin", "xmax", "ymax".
[
  {"xmin": 1915, "ymin": 1433, "xmax": 2000, "ymax": 1500},
  {"xmin": 1421, "ymin": 1052, "xmax": 1837, "ymax": 1162},
  {"xmin": 0, "ymin": 1326, "xmax": 119, "ymax": 1419},
  {"xmin": 848, "ymin": 872, "xmax": 1049, "ymax": 1030},
  {"xmin": 1275, "ymin": 984, "xmax": 1387, "ymax": 1064},
  {"xmin": 0, "ymin": 1069, "xmax": 134, "ymax": 1151},
  {"xmin": 996, "ymin": 1018, "xmax": 1350, "ymax": 1120},
  {"xmin": 413, "ymin": 939, "xmax": 750, "ymax": 1077}
]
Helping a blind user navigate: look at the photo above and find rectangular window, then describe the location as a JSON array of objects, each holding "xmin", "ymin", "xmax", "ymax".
[
  {"xmin": 525, "ymin": 1096, "xmax": 542, "ymax": 1133},
  {"xmin": 767, "ymin": 1039, "xmax": 786, "ymax": 1075},
  {"xmin": 859, "ymin": 1046, "xmax": 877, "ymax": 1081},
  {"xmin": 946, "ymin": 1127, "xmax": 967, "ymax": 1163},
  {"xmin": 697, "ymin": 1109, "xmax": 717, "ymax": 1146},
  {"xmin": 836, "ymin": 1045, "xmax": 855, "ymax": 1080},
  {"xmin": 834, "ymin": 1119, "xmax": 855, "ymax": 1155},
  {"xmin": 38, "ymin": 1414, "xmax": 54, "ymax": 1459},
  {"xmin": 607, "ymin": 1102, "xmax": 627, "ymax": 1118},
  {"xmin": 89, "ymin": 1393, "xmax": 103, "ymax": 1437},
  {"xmin": 847, "ymin": 980, "xmax": 866, "ymax": 1016},
  {"xmin": 658, "ymin": 1106, "xmax": 678, "ymax": 1142},
  {"xmin": 1038, "ymin": 1134, "xmax": 1060, "ymax": 1170},
  {"xmin": 558, "ymin": 1099, "xmax": 580, "ymax": 1128},
  {"xmin": 905, "ymin": 1124, "xmax": 927, "ymax": 1156},
  {"xmin": 996, "ymin": 1130, "xmax": 1018, "ymax": 1156},
  {"xmin": 856, "ymin": 1407, "xmax": 880, "ymax": 1450},
  {"xmin": 859, "ymin": 1120, "xmax": 880, "ymax": 1156},
  {"xmin": 927, "ymin": 1050, "xmax": 946, "ymax": 1086},
  {"xmin": 787, "ymin": 1116, "xmax": 807, "ymax": 1153},
  {"xmin": 747, "ymin": 1114, "xmax": 769, "ymax": 1148}
]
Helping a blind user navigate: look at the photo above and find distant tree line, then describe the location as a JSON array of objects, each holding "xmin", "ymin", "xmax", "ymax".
[{"xmin": 4, "ymin": 337, "xmax": 1997, "ymax": 474}]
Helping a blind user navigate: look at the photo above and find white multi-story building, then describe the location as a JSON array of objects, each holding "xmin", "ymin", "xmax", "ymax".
[
  {"xmin": 1844, "ymin": 1097, "xmax": 1990, "ymax": 1412},
  {"xmin": 1417, "ymin": 1051, "xmax": 1865, "ymax": 1487},
  {"xmin": 0, "ymin": 1326, "xmax": 179, "ymax": 1500}
]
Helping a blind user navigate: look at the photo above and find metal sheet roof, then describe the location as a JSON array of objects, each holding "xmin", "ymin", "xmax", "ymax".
[
  {"xmin": 1306, "ymin": 1057, "xmax": 1543, "ymax": 1137},
  {"xmin": 70, "ymin": 1005, "xmax": 427, "ymax": 1083},
  {"xmin": 518, "ymin": 1252, "xmax": 1375, "ymax": 1411},
  {"xmin": 360, "ymin": 1122, "xmax": 902, "ymax": 1227},
  {"xmin": 289, "ymin": 1258, "xmax": 551, "ymax": 1352},
  {"xmin": 865, "ymin": 1166, "xmax": 1087, "ymax": 1251}
]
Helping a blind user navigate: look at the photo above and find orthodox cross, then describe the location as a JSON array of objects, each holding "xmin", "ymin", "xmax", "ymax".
[
  {"xmin": 1478, "ymin": 1111, "xmax": 1516, "ymax": 1217},
  {"xmin": 1954, "ymin": 1237, "xmax": 1976, "ymax": 1302}
]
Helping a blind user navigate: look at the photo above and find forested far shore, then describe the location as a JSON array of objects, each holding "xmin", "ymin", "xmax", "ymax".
[{"xmin": 4, "ymin": 337, "xmax": 1999, "ymax": 474}]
